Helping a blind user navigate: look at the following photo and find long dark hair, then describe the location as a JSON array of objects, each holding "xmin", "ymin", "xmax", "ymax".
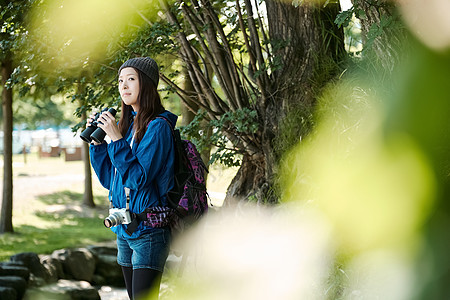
[{"xmin": 118, "ymin": 68, "xmax": 165, "ymax": 143}]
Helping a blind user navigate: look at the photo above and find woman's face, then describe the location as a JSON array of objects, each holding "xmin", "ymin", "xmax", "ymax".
[{"xmin": 118, "ymin": 67, "xmax": 140, "ymax": 111}]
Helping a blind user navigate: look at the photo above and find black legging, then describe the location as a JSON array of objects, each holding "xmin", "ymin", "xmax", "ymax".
[{"xmin": 122, "ymin": 266, "xmax": 163, "ymax": 300}]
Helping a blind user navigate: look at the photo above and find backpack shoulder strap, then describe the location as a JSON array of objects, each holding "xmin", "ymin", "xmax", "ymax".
[{"xmin": 154, "ymin": 116, "xmax": 175, "ymax": 135}]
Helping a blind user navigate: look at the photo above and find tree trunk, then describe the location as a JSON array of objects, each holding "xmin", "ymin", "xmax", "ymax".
[
  {"xmin": 81, "ymin": 109, "xmax": 95, "ymax": 207},
  {"xmin": 82, "ymin": 141, "xmax": 95, "ymax": 207},
  {"xmin": 180, "ymin": 67, "xmax": 212, "ymax": 172},
  {"xmin": 180, "ymin": 68, "xmax": 197, "ymax": 126},
  {"xmin": 353, "ymin": 0, "xmax": 405, "ymax": 72},
  {"xmin": 225, "ymin": 153, "xmax": 269, "ymax": 204},
  {"xmin": 161, "ymin": 0, "xmax": 344, "ymax": 204},
  {"xmin": 224, "ymin": 1, "xmax": 345, "ymax": 204},
  {"xmin": 0, "ymin": 57, "xmax": 14, "ymax": 233}
]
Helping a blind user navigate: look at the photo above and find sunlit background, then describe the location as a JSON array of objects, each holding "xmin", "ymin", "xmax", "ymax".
[
  {"xmin": 21, "ymin": 0, "xmax": 450, "ymax": 299},
  {"xmin": 28, "ymin": 0, "xmax": 153, "ymax": 71}
]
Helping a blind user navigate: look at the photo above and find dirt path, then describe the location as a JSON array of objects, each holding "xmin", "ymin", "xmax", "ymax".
[
  {"xmin": 4, "ymin": 154, "xmax": 230, "ymax": 213},
  {"xmin": 0, "ymin": 157, "xmax": 107, "ymax": 222}
]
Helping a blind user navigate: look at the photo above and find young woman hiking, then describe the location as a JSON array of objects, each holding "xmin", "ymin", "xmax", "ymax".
[{"xmin": 88, "ymin": 57, "xmax": 176, "ymax": 299}]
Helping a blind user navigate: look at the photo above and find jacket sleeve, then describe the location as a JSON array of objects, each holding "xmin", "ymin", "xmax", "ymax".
[
  {"xmin": 107, "ymin": 119, "xmax": 173, "ymax": 190},
  {"xmin": 89, "ymin": 142, "xmax": 113, "ymax": 190}
]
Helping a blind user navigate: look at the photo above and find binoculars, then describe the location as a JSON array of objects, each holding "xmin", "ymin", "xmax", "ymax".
[{"xmin": 80, "ymin": 108, "xmax": 117, "ymax": 144}]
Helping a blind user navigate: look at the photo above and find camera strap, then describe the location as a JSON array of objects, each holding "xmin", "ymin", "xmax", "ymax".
[
  {"xmin": 109, "ymin": 168, "xmax": 131, "ymax": 209},
  {"xmin": 109, "ymin": 174, "xmax": 131, "ymax": 212},
  {"xmin": 123, "ymin": 132, "xmax": 134, "ymax": 212},
  {"xmin": 109, "ymin": 131, "xmax": 134, "ymax": 211},
  {"xmin": 108, "ymin": 169, "xmax": 116, "ymax": 209},
  {"xmin": 124, "ymin": 187, "xmax": 130, "ymax": 211}
]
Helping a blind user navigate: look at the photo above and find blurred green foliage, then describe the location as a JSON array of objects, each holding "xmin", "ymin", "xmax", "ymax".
[{"xmin": 383, "ymin": 36, "xmax": 450, "ymax": 299}]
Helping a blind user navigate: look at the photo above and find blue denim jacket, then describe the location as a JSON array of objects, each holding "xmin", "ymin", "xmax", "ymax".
[{"xmin": 90, "ymin": 110, "xmax": 177, "ymax": 239}]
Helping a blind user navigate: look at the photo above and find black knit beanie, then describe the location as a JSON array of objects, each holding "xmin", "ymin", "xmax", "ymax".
[{"xmin": 118, "ymin": 57, "xmax": 159, "ymax": 87}]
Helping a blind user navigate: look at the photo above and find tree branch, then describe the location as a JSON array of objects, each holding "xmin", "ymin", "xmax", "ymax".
[
  {"xmin": 160, "ymin": 73, "xmax": 216, "ymax": 115},
  {"xmin": 160, "ymin": 0, "xmax": 225, "ymax": 115},
  {"xmin": 254, "ymin": 0, "xmax": 272, "ymax": 68},
  {"xmin": 199, "ymin": 0, "xmax": 249, "ymax": 109},
  {"xmin": 236, "ymin": 0, "xmax": 267, "ymax": 103},
  {"xmin": 243, "ymin": 0, "xmax": 270, "ymax": 92},
  {"xmin": 237, "ymin": 63, "xmax": 259, "ymax": 100},
  {"xmin": 182, "ymin": 4, "xmax": 235, "ymax": 111}
]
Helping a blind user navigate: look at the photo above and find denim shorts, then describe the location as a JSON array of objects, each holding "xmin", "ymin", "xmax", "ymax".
[{"xmin": 116, "ymin": 227, "xmax": 171, "ymax": 272}]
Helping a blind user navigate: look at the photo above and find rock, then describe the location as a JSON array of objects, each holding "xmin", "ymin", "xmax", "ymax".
[
  {"xmin": 0, "ymin": 261, "xmax": 25, "ymax": 268},
  {"xmin": 28, "ymin": 273, "xmax": 47, "ymax": 287},
  {"xmin": 97, "ymin": 285, "xmax": 129, "ymax": 300},
  {"xmin": 51, "ymin": 249, "xmax": 71, "ymax": 279},
  {"xmin": 91, "ymin": 274, "xmax": 106, "ymax": 286},
  {"xmin": 87, "ymin": 245, "xmax": 117, "ymax": 257},
  {"xmin": 86, "ymin": 245, "xmax": 123, "ymax": 287},
  {"xmin": 40, "ymin": 255, "xmax": 63, "ymax": 282},
  {"xmin": 0, "ymin": 276, "xmax": 27, "ymax": 299},
  {"xmin": 0, "ymin": 286, "xmax": 16, "ymax": 300},
  {"xmin": 0, "ymin": 265, "xmax": 30, "ymax": 281},
  {"xmin": 94, "ymin": 253, "xmax": 123, "ymax": 287},
  {"xmin": 52, "ymin": 248, "xmax": 95, "ymax": 282},
  {"xmin": 24, "ymin": 279, "xmax": 100, "ymax": 300},
  {"xmin": 10, "ymin": 252, "xmax": 50, "ymax": 281}
]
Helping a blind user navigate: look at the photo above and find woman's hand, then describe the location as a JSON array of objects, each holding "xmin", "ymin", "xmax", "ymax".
[
  {"xmin": 86, "ymin": 112, "xmax": 98, "ymax": 127},
  {"xmin": 96, "ymin": 110, "xmax": 123, "ymax": 142}
]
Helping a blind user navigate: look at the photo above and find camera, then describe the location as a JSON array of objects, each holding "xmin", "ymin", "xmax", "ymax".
[
  {"xmin": 80, "ymin": 108, "xmax": 117, "ymax": 144},
  {"xmin": 103, "ymin": 208, "xmax": 132, "ymax": 228}
]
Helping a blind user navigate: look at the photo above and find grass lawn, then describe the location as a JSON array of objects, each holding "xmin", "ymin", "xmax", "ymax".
[
  {"xmin": 0, "ymin": 151, "xmax": 236, "ymax": 262},
  {"xmin": 0, "ymin": 152, "xmax": 115, "ymax": 261},
  {"xmin": 0, "ymin": 190, "xmax": 116, "ymax": 261}
]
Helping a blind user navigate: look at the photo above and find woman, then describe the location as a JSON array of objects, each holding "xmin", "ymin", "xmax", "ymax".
[{"xmin": 88, "ymin": 57, "xmax": 177, "ymax": 299}]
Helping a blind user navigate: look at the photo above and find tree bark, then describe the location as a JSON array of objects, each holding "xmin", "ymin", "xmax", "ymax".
[
  {"xmin": 180, "ymin": 67, "xmax": 212, "ymax": 177},
  {"xmin": 1, "ymin": 56, "xmax": 14, "ymax": 233},
  {"xmin": 353, "ymin": 0, "xmax": 405, "ymax": 72},
  {"xmin": 82, "ymin": 139, "xmax": 95, "ymax": 207},
  {"xmin": 162, "ymin": 0, "xmax": 344, "ymax": 204},
  {"xmin": 224, "ymin": 1, "xmax": 345, "ymax": 204},
  {"xmin": 225, "ymin": 153, "xmax": 269, "ymax": 204},
  {"xmin": 81, "ymin": 108, "xmax": 95, "ymax": 207},
  {"xmin": 180, "ymin": 68, "xmax": 197, "ymax": 127}
]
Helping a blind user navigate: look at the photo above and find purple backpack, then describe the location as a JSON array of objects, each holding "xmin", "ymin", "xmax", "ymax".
[{"xmin": 142, "ymin": 117, "xmax": 209, "ymax": 232}]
